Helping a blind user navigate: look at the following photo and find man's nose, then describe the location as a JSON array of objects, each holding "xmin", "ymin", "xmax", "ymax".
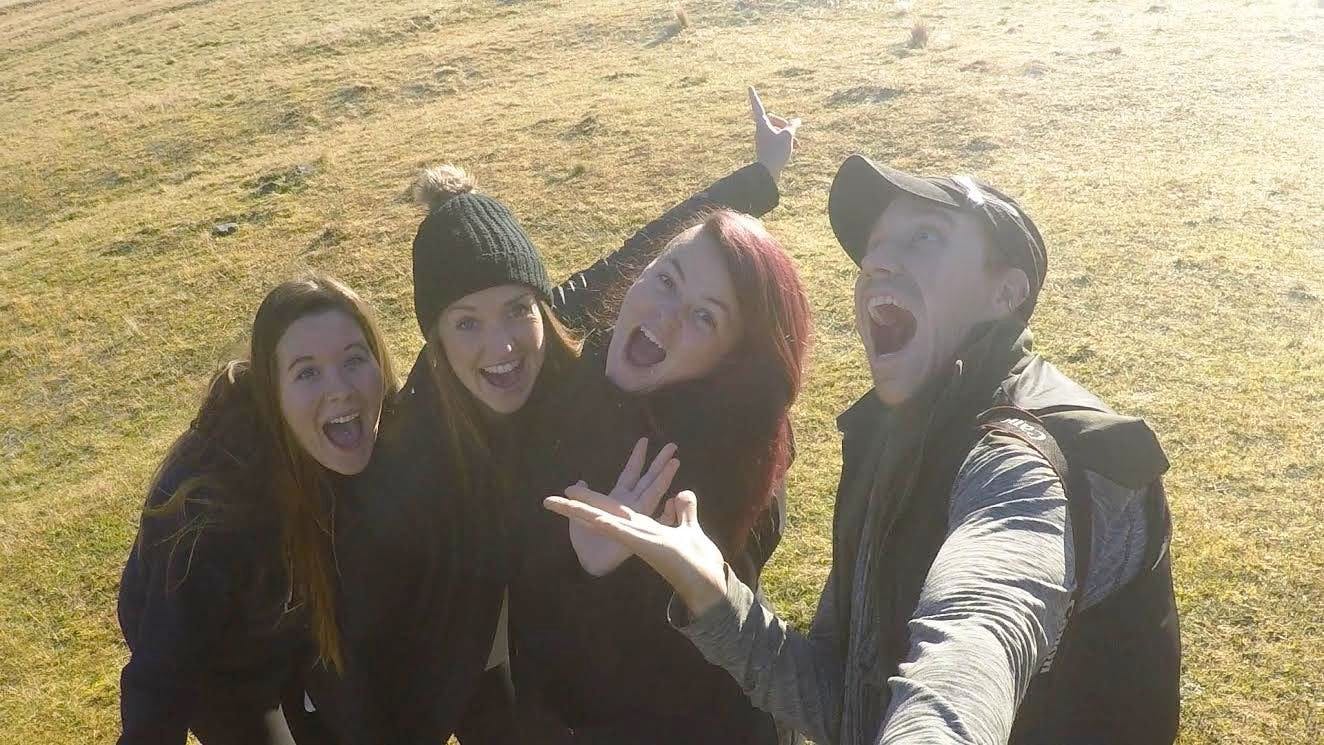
[{"xmin": 859, "ymin": 241, "xmax": 898, "ymax": 277}]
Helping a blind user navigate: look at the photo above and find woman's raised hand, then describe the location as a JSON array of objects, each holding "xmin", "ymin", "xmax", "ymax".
[
  {"xmin": 750, "ymin": 86, "xmax": 802, "ymax": 183},
  {"xmin": 563, "ymin": 438, "xmax": 680, "ymax": 576},
  {"xmin": 546, "ymin": 481, "xmax": 728, "ymax": 618}
]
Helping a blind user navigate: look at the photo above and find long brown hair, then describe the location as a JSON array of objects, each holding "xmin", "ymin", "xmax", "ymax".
[
  {"xmin": 423, "ymin": 297, "xmax": 580, "ymax": 497},
  {"xmin": 147, "ymin": 273, "xmax": 398, "ymax": 672}
]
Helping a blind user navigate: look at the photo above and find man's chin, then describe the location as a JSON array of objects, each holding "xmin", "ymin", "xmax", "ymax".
[{"xmin": 869, "ymin": 357, "xmax": 923, "ymax": 406}]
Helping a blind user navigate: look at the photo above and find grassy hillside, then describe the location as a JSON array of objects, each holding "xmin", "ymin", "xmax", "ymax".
[{"xmin": 2, "ymin": 0, "xmax": 1321, "ymax": 742}]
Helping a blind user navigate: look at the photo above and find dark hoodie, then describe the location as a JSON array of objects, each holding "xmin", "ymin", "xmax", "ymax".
[{"xmin": 325, "ymin": 163, "xmax": 780, "ymax": 745}]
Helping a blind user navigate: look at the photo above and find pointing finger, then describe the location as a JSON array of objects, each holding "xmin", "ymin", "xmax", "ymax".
[{"xmin": 748, "ymin": 85, "xmax": 768, "ymax": 123}]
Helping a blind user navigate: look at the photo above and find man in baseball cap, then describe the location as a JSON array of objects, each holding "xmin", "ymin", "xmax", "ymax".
[{"xmin": 545, "ymin": 153, "xmax": 1180, "ymax": 745}]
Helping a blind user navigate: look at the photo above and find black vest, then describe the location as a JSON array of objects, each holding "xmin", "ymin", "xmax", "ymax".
[{"xmin": 837, "ymin": 353, "xmax": 1181, "ymax": 744}]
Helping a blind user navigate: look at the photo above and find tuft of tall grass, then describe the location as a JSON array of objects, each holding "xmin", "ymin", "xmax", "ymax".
[
  {"xmin": 909, "ymin": 18, "xmax": 930, "ymax": 49},
  {"xmin": 674, "ymin": 3, "xmax": 691, "ymax": 29}
]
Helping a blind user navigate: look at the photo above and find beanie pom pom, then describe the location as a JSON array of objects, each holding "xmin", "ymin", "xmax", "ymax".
[{"xmin": 413, "ymin": 165, "xmax": 475, "ymax": 212}]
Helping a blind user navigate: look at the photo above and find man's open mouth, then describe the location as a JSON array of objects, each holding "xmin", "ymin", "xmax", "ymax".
[
  {"xmin": 322, "ymin": 411, "xmax": 364, "ymax": 451},
  {"xmin": 868, "ymin": 296, "xmax": 918, "ymax": 356},
  {"xmin": 625, "ymin": 325, "xmax": 667, "ymax": 367},
  {"xmin": 479, "ymin": 358, "xmax": 526, "ymax": 390}
]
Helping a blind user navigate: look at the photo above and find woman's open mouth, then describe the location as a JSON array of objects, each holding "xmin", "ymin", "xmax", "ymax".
[
  {"xmin": 868, "ymin": 296, "xmax": 918, "ymax": 357},
  {"xmin": 625, "ymin": 326, "xmax": 667, "ymax": 367},
  {"xmin": 322, "ymin": 411, "xmax": 364, "ymax": 451},
  {"xmin": 479, "ymin": 358, "xmax": 526, "ymax": 390}
]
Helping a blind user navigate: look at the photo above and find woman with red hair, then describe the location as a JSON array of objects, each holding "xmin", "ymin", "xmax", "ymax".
[{"xmin": 509, "ymin": 208, "xmax": 812, "ymax": 744}]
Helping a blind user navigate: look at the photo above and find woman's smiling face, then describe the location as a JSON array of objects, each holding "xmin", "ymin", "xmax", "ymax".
[
  {"xmin": 606, "ymin": 227, "xmax": 745, "ymax": 393},
  {"xmin": 436, "ymin": 283, "xmax": 546, "ymax": 415},
  {"xmin": 274, "ymin": 309, "xmax": 387, "ymax": 475}
]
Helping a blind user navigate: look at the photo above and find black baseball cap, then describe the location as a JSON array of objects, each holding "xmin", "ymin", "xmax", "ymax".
[{"xmin": 828, "ymin": 154, "xmax": 1048, "ymax": 319}]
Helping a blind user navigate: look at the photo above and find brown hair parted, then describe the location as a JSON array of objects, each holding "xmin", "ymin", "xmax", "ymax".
[
  {"xmin": 148, "ymin": 272, "xmax": 398, "ymax": 672},
  {"xmin": 423, "ymin": 298, "xmax": 580, "ymax": 498}
]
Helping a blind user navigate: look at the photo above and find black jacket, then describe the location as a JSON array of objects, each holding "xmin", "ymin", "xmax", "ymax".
[
  {"xmin": 326, "ymin": 163, "xmax": 780, "ymax": 745},
  {"xmin": 507, "ymin": 335, "xmax": 786, "ymax": 745},
  {"xmin": 117, "ymin": 455, "xmax": 312, "ymax": 745},
  {"xmin": 830, "ymin": 323, "xmax": 1179, "ymax": 744}
]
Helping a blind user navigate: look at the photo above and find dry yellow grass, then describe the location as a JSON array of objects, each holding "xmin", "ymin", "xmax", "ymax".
[{"xmin": 2, "ymin": 1, "xmax": 1321, "ymax": 743}]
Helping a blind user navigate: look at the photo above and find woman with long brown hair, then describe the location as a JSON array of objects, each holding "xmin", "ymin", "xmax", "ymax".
[
  {"xmin": 327, "ymin": 89, "xmax": 801, "ymax": 745},
  {"xmin": 116, "ymin": 274, "xmax": 397, "ymax": 745}
]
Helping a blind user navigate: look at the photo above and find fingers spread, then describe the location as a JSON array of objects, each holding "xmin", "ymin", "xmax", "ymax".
[
  {"xmin": 615, "ymin": 437, "xmax": 650, "ymax": 492},
  {"xmin": 636, "ymin": 458, "xmax": 680, "ymax": 515},
  {"xmin": 640, "ymin": 442, "xmax": 679, "ymax": 489}
]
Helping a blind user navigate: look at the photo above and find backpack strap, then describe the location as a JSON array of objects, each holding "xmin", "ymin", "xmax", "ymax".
[{"xmin": 976, "ymin": 406, "xmax": 1092, "ymax": 628}]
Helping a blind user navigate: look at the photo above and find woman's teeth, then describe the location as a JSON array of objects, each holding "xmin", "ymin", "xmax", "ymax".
[
  {"xmin": 323, "ymin": 413, "xmax": 364, "ymax": 450},
  {"xmin": 479, "ymin": 359, "xmax": 525, "ymax": 389},
  {"xmin": 626, "ymin": 326, "xmax": 667, "ymax": 367}
]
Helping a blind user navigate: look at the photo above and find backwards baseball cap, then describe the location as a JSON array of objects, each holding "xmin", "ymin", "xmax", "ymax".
[{"xmin": 828, "ymin": 154, "xmax": 1048, "ymax": 319}]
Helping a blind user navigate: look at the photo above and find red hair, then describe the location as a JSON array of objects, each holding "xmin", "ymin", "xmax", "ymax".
[{"xmin": 692, "ymin": 210, "xmax": 811, "ymax": 554}]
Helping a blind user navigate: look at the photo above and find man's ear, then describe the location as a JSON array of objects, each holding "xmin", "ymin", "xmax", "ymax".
[{"xmin": 993, "ymin": 267, "xmax": 1030, "ymax": 318}]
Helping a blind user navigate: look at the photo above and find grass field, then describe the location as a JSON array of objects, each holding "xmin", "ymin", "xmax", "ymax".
[{"xmin": 2, "ymin": 0, "xmax": 1322, "ymax": 742}]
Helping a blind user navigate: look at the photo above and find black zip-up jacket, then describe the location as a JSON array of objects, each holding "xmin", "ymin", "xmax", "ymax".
[{"xmin": 326, "ymin": 163, "xmax": 780, "ymax": 745}]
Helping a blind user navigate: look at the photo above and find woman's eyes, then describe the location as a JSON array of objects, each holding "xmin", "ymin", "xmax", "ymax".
[
  {"xmin": 658, "ymin": 272, "xmax": 675, "ymax": 290},
  {"xmin": 456, "ymin": 317, "xmax": 478, "ymax": 331},
  {"xmin": 695, "ymin": 308, "xmax": 717, "ymax": 329},
  {"xmin": 295, "ymin": 366, "xmax": 318, "ymax": 381},
  {"xmin": 345, "ymin": 354, "xmax": 368, "ymax": 368}
]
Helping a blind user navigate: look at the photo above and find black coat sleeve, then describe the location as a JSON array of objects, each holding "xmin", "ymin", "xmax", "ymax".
[
  {"xmin": 117, "ymin": 476, "xmax": 240, "ymax": 745},
  {"xmin": 552, "ymin": 163, "xmax": 780, "ymax": 331}
]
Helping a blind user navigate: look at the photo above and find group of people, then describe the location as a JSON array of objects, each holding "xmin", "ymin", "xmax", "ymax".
[{"xmin": 116, "ymin": 89, "xmax": 1181, "ymax": 745}]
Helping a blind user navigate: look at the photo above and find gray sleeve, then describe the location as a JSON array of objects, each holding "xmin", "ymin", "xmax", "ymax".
[
  {"xmin": 670, "ymin": 564, "xmax": 847, "ymax": 745},
  {"xmin": 877, "ymin": 433, "xmax": 1073, "ymax": 745}
]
